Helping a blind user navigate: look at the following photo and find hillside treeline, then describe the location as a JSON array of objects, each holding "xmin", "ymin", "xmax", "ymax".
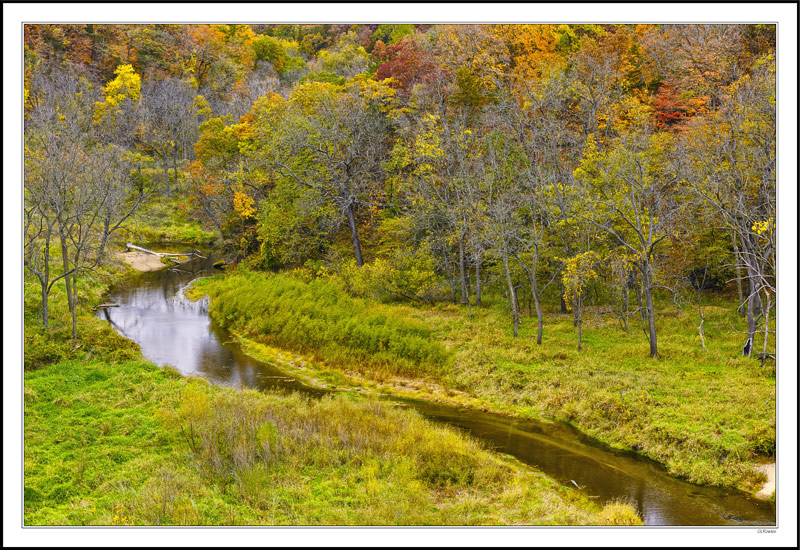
[{"xmin": 24, "ymin": 24, "xmax": 776, "ymax": 359}]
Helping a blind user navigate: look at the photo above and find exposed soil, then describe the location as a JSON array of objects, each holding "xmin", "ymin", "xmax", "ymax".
[
  {"xmin": 117, "ymin": 251, "xmax": 167, "ymax": 272},
  {"xmin": 755, "ymin": 463, "xmax": 775, "ymax": 499}
]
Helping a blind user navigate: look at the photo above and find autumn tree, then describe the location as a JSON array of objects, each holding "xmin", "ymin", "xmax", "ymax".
[
  {"xmin": 25, "ymin": 67, "xmax": 146, "ymax": 336},
  {"xmin": 189, "ymin": 110, "xmax": 259, "ymax": 248},
  {"xmin": 640, "ymin": 24, "xmax": 753, "ymax": 110},
  {"xmin": 373, "ymin": 35, "xmax": 442, "ymax": 96},
  {"xmin": 562, "ymin": 251, "xmax": 601, "ymax": 350},
  {"xmin": 248, "ymin": 80, "xmax": 394, "ymax": 266},
  {"xmin": 575, "ymin": 100, "xmax": 683, "ymax": 357}
]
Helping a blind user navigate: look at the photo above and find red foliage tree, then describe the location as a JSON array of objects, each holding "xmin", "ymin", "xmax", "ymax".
[
  {"xmin": 373, "ymin": 37, "xmax": 442, "ymax": 94},
  {"xmin": 651, "ymin": 81, "xmax": 708, "ymax": 131}
]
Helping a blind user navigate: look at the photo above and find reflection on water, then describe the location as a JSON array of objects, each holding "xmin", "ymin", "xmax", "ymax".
[
  {"xmin": 101, "ymin": 257, "xmax": 323, "ymax": 396},
  {"xmin": 100, "ymin": 253, "xmax": 775, "ymax": 526}
]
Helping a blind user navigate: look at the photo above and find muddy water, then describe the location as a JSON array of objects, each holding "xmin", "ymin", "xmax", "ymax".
[{"xmin": 99, "ymin": 254, "xmax": 775, "ymax": 526}]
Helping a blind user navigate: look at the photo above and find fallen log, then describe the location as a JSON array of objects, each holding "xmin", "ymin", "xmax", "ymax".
[
  {"xmin": 126, "ymin": 243, "xmax": 205, "ymax": 259},
  {"xmin": 93, "ymin": 303, "xmax": 120, "ymax": 311}
]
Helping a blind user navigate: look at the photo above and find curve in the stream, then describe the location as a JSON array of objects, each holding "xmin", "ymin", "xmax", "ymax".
[{"xmin": 99, "ymin": 254, "xmax": 776, "ymax": 527}]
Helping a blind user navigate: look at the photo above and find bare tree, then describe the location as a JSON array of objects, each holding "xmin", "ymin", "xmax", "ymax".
[
  {"xmin": 140, "ymin": 77, "xmax": 205, "ymax": 196},
  {"xmin": 25, "ymin": 67, "xmax": 148, "ymax": 337},
  {"xmin": 680, "ymin": 56, "xmax": 775, "ymax": 357}
]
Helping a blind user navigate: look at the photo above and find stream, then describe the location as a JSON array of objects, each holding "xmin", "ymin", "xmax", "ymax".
[{"xmin": 99, "ymin": 252, "xmax": 776, "ymax": 526}]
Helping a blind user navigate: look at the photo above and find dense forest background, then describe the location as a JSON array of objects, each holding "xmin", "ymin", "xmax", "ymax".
[{"xmin": 24, "ymin": 23, "xmax": 777, "ymax": 360}]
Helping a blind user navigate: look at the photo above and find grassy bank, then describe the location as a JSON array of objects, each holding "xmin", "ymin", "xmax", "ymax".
[
  {"xmin": 194, "ymin": 271, "xmax": 450, "ymax": 378},
  {"xmin": 195, "ymin": 270, "xmax": 775, "ymax": 493},
  {"xmin": 24, "ymin": 359, "xmax": 639, "ymax": 525}
]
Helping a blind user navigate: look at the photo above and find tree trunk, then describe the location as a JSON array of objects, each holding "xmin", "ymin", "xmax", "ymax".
[
  {"xmin": 621, "ymin": 270, "xmax": 630, "ymax": 333},
  {"xmin": 447, "ymin": 270, "xmax": 458, "ymax": 304},
  {"xmin": 163, "ymin": 154, "xmax": 171, "ymax": 197},
  {"xmin": 475, "ymin": 256, "xmax": 482, "ymax": 307},
  {"xmin": 741, "ymin": 237, "xmax": 762, "ymax": 357},
  {"xmin": 41, "ymin": 282, "xmax": 49, "ymax": 329},
  {"xmin": 458, "ymin": 233, "xmax": 470, "ymax": 305},
  {"xmin": 633, "ymin": 269, "xmax": 647, "ymax": 330},
  {"xmin": 39, "ymin": 234, "xmax": 51, "ymax": 328},
  {"xmin": 761, "ymin": 292, "xmax": 772, "ymax": 367},
  {"xmin": 560, "ymin": 282, "xmax": 568, "ymax": 314},
  {"xmin": 502, "ymin": 253, "xmax": 519, "ymax": 338},
  {"xmin": 71, "ymin": 271, "xmax": 78, "ymax": 340},
  {"xmin": 642, "ymin": 262, "xmax": 659, "ymax": 358},
  {"xmin": 744, "ymin": 272, "xmax": 760, "ymax": 357},
  {"xmin": 732, "ymin": 232, "xmax": 745, "ymax": 317},
  {"xmin": 60, "ymin": 233, "xmax": 75, "ymax": 341},
  {"xmin": 172, "ymin": 143, "xmax": 180, "ymax": 194},
  {"xmin": 698, "ymin": 304, "xmax": 706, "ymax": 352},
  {"xmin": 527, "ymin": 268, "xmax": 543, "ymax": 345},
  {"xmin": 345, "ymin": 202, "xmax": 364, "ymax": 267}
]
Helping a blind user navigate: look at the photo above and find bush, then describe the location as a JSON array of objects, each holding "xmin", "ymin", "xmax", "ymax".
[
  {"xmin": 596, "ymin": 499, "xmax": 644, "ymax": 525},
  {"xmin": 328, "ymin": 217, "xmax": 445, "ymax": 304},
  {"xmin": 24, "ymin": 330, "xmax": 69, "ymax": 370},
  {"xmin": 298, "ymin": 70, "xmax": 346, "ymax": 87},
  {"xmin": 747, "ymin": 421, "xmax": 776, "ymax": 458}
]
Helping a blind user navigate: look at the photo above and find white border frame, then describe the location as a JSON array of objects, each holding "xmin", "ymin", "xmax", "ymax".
[{"xmin": 4, "ymin": 3, "xmax": 797, "ymax": 548}]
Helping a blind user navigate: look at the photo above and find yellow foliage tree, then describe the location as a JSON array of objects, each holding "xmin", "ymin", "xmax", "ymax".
[
  {"xmin": 93, "ymin": 64, "xmax": 141, "ymax": 123},
  {"xmin": 562, "ymin": 250, "xmax": 600, "ymax": 350}
]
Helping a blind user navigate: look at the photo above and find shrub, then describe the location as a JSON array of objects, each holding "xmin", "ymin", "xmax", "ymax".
[
  {"xmin": 329, "ymin": 218, "xmax": 445, "ymax": 304},
  {"xmin": 596, "ymin": 499, "xmax": 644, "ymax": 525},
  {"xmin": 747, "ymin": 421, "xmax": 776, "ymax": 458}
]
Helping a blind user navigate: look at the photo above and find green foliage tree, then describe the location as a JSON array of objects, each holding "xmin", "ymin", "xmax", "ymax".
[{"xmin": 575, "ymin": 100, "xmax": 683, "ymax": 357}]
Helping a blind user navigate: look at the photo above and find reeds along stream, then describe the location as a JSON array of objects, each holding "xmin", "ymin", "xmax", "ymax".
[{"xmin": 99, "ymin": 254, "xmax": 776, "ymax": 526}]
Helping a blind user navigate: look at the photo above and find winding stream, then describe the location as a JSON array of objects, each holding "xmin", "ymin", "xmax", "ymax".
[{"xmin": 99, "ymin": 253, "xmax": 775, "ymax": 526}]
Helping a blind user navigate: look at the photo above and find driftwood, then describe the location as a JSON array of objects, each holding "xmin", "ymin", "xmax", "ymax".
[
  {"xmin": 93, "ymin": 303, "xmax": 120, "ymax": 311},
  {"xmin": 126, "ymin": 243, "xmax": 206, "ymax": 260}
]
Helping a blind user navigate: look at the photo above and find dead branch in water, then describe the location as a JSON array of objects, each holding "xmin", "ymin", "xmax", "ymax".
[{"xmin": 126, "ymin": 243, "xmax": 206, "ymax": 259}]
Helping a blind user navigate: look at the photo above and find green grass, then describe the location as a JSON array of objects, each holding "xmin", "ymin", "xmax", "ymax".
[
  {"xmin": 24, "ymin": 358, "xmax": 636, "ymax": 526},
  {"xmin": 195, "ymin": 271, "xmax": 451, "ymax": 378},
  {"xmin": 24, "ymin": 252, "xmax": 143, "ymax": 370},
  {"xmin": 193, "ymin": 270, "xmax": 775, "ymax": 492},
  {"xmin": 126, "ymin": 193, "xmax": 218, "ymax": 246},
  {"xmin": 426, "ymin": 300, "xmax": 775, "ymax": 490}
]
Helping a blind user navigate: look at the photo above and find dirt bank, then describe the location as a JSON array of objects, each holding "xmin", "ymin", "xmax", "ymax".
[
  {"xmin": 117, "ymin": 250, "xmax": 167, "ymax": 272},
  {"xmin": 755, "ymin": 463, "xmax": 775, "ymax": 499}
]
